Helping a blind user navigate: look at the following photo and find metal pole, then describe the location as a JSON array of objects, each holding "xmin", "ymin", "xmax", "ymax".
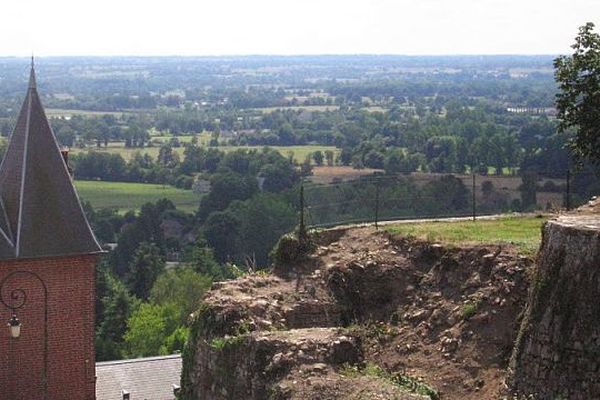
[
  {"xmin": 566, "ymin": 169, "xmax": 571, "ymax": 211},
  {"xmin": 375, "ymin": 183, "xmax": 380, "ymax": 229},
  {"xmin": 299, "ymin": 183, "xmax": 306, "ymax": 240},
  {"xmin": 472, "ymin": 170, "xmax": 476, "ymax": 221}
]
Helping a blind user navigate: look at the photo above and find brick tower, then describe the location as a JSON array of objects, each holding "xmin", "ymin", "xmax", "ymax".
[{"xmin": 0, "ymin": 61, "xmax": 102, "ymax": 399}]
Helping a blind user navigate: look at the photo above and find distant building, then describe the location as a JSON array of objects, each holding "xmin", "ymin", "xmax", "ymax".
[{"xmin": 0, "ymin": 61, "xmax": 103, "ymax": 398}]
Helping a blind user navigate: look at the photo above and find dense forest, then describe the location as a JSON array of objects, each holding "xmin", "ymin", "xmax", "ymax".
[{"xmin": 1, "ymin": 55, "xmax": 597, "ymax": 361}]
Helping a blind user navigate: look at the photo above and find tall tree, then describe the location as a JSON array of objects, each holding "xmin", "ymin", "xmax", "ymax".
[
  {"xmin": 555, "ymin": 22, "xmax": 600, "ymax": 165},
  {"xmin": 203, "ymin": 211, "xmax": 241, "ymax": 263},
  {"xmin": 126, "ymin": 242, "xmax": 166, "ymax": 300},
  {"xmin": 312, "ymin": 150, "xmax": 324, "ymax": 166},
  {"xmin": 150, "ymin": 267, "xmax": 212, "ymax": 322},
  {"xmin": 96, "ymin": 274, "xmax": 140, "ymax": 361},
  {"xmin": 123, "ymin": 303, "xmax": 180, "ymax": 358}
]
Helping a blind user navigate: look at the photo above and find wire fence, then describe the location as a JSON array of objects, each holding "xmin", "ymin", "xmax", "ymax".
[{"xmin": 298, "ymin": 169, "xmax": 600, "ymax": 229}]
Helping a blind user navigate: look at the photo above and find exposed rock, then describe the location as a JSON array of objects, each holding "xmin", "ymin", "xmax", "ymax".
[{"xmin": 182, "ymin": 226, "xmax": 535, "ymax": 400}]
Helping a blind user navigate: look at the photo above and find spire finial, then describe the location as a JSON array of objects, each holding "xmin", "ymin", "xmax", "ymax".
[{"xmin": 28, "ymin": 55, "xmax": 36, "ymax": 89}]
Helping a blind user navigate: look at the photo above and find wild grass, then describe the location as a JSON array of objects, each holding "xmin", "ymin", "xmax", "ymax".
[
  {"xmin": 386, "ymin": 215, "xmax": 549, "ymax": 255},
  {"xmin": 340, "ymin": 362, "xmax": 439, "ymax": 400}
]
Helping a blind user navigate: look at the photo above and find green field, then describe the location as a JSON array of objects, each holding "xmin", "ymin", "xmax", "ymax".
[
  {"xmin": 150, "ymin": 132, "xmax": 213, "ymax": 146},
  {"xmin": 71, "ymin": 143, "xmax": 339, "ymax": 163},
  {"xmin": 46, "ymin": 108, "xmax": 129, "ymax": 118},
  {"xmin": 71, "ymin": 144, "xmax": 163, "ymax": 161},
  {"xmin": 386, "ymin": 216, "xmax": 549, "ymax": 255},
  {"xmin": 74, "ymin": 180, "xmax": 200, "ymax": 213}
]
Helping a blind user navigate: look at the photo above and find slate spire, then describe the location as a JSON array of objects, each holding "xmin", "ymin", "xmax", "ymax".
[
  {"xmin": 0, "ymin": 60, "xmax": 102, "ymax": 259},
  {"xmin": 29, "ymin": 56, "xmax": 36, "ymax": 89}
]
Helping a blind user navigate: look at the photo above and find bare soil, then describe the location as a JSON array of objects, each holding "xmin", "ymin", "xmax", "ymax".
[
  {"xmin": 309, "ymin": 166, "xmax": 383, "ymax": 184},
  {"xmin": 198, "ymin": 226, "xmax": 534, "ymax": 399}
]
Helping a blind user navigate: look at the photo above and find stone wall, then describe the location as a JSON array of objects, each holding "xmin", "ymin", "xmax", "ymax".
[
  {"xmin": 184, "ymin": 326, "xmax": 362, "ymax": 400},
  {"xmin": 510, "ymin": 215, "xmax": 600, "ymax": 399}
]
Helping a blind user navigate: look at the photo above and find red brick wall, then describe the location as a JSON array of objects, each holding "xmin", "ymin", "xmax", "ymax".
[{"xmin": 0, "ymin": 254, "xmax": 97, "ymax": 400}]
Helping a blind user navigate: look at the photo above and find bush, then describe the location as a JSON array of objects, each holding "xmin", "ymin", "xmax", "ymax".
[{"xmin": 270, "ymin": 230, "xmax": 315, "ymax": 269}]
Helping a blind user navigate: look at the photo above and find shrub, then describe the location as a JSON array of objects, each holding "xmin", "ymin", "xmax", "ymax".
[
  {"xmin": 270, "ymin": 230, "xmax": 315, "ymax": 268},
  {"xmin": 462, "ymin": 301, "xmax": 480, "ymax": 320}
]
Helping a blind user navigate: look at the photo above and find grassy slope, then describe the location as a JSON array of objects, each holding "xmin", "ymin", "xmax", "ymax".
[
  {"xmin": 74, "ymin": 180, "xmax": 200, "ymax": 213},
  {"xmin": 386, "ymin": 216, "xmax": 549, "ymax": 255}
]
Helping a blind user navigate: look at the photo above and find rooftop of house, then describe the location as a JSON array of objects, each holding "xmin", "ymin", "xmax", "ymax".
[
  {"xmin": 0, "ymin": 60, "xmax": 101, "ymax": 260},
  {"xmin": 96, "ymin": 354, "xmax": 182, "ymax": 400}
]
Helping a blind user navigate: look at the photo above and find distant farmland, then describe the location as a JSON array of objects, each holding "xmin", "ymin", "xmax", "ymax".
[
  {"xmin": 70, "ymin": 143, "xmax": 339, "ymax": 164},
  {"xmin": 46, "ymin": 108, "xmax": 130, "ymax": 118},
  {"xmin": 74, "ymin": 180, "xmax": 200, "ymax": 213},
  {"xmin": 253, "ymin": 105, "xmax": 340, "ymax": 113}
]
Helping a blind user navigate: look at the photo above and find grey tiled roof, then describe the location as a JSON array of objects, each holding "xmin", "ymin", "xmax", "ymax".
[
  {"xmin": 0, "ymin": 63, "xmax": 102, "ymax": 259},
  {"xmin": 96, "ymin": 354, "xmax": 182, "ymax": 400}
]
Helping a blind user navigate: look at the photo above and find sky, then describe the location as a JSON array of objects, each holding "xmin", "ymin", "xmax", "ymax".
[{"xmin": 1, "ymin": 0, "xmax": 598, "ymax": 56}]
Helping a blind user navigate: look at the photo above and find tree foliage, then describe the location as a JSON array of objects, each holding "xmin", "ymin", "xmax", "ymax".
[
  {"xmin": 150, "ymin": 267, "xmax": 212, "ymax": 322},
  {"xmin": 123, "ymin": 302, "xmax": 182, "ymax": 358},
  {"xmin": 96, "ymin": 272, "xmax": 140, "ymax": 361},
  {"xmin": 555, "ymin": 22, "xmax": 600, "ymax": 165},
  {"xmin": 126, "ymin": 242, "xmax": 166, "ymax": 300}
]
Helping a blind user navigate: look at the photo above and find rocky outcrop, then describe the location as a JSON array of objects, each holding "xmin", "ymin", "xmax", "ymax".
[
  {"xmin": 184, "ymin": 327, "xmax": 363, "ymax": 400},
  {"xmin": 182, "ymin": 226, "xmax": 534, "ymax": 400},
  {"xmin": 510, "ymin": 214, "xmax": 600, "ymax": 399}
]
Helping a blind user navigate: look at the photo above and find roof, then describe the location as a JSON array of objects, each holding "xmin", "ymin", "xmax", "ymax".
[
  {"xmin": 0, "ymin": 61, "xmax": 102, "ymax": 260},
  {"xmin": 96, "ymin": 354, "xmax": 182, "ymax": 400}
]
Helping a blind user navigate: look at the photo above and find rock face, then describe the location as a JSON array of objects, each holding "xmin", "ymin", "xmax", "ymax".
[
  {"xmin": 510, "ymin": 214, "xmax": 600, "ymax": 399},
  {"xmin": 181, "ymin": 226, "xmax": 534, "ymax": 400},
  {"xmin": 185, "ymin": 327, "xmax": 363, "ymax": 400}
]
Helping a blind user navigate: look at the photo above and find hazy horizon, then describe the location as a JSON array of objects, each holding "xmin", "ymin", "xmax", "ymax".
[
  {"xmin": 0, "ymin": 54, "xmax": 563, "ymax": 59},
  {"xmin": 2, "ymin": 0, "xmax": 597, "ymax": 57}
]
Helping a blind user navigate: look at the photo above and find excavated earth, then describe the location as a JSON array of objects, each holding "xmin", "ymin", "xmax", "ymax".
[{"xmin": 182, "ymin": 226, "xmax": 535, "ymax": 400}]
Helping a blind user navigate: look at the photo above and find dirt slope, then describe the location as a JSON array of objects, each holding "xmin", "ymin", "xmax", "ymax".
[{"xmin": 182, "ymin": 226, "xmax": 533, "ymax": 400}]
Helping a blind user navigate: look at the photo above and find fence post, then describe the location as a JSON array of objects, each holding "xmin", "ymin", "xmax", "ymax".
[
  {"xmin": 472, "ymin": 171, "xmax": 476, "ymax": 221},
  {"xmin": 374, "ymin": 182, "xmax": 380, "ymax": 229},
  {"xmin": 299, "ymin": 182, "xmax": 307, "ymax": 240},
  {"xmin": 566, "ymin": 169, "xmax": 571, "ymax": 211}
]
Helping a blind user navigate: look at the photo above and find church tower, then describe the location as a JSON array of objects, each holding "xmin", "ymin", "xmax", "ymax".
[{"xmin": 0, "ymin": 61, "xmax": 102, "ymax": 399}]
